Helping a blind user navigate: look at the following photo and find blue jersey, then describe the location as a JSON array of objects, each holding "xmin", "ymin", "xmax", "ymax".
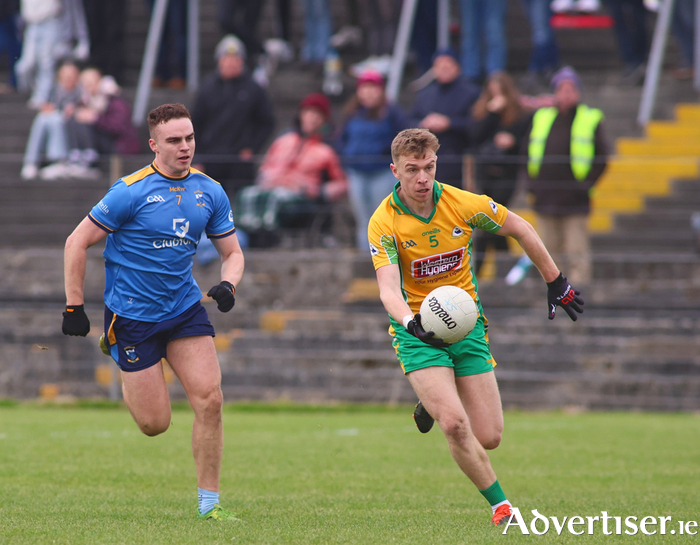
[{"xmin": 88, "ymin": 163, "xmax": 235, "ymax": 321}]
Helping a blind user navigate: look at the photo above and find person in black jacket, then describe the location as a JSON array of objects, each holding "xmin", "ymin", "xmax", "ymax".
[
  {"xmin": 524, "ymin": 67, "xmax": 608, "ymax": 286},
  {"xmin": 191, "ymin": 34, "xmax": 275, "ymax": 197},
  {"xmin": 409, "ymin": 47, "xmax": 481, "ymax": 187},
  {"xmin": 469, "ymin": 72, "xmax": 532, "ymax": 276}
]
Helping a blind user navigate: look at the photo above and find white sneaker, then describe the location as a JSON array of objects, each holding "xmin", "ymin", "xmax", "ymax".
[
  {"xmin": 551, "ymin": 0, "xmax": 575, "ymax": 12},
  {"xmin": 576, "ymin": 0, "xmax": 600, "ymax": 11},
  {"xmin": 264, "ymin": 39, "xmax": 294, "ymax": 64},
  {"xmin": 26, "ymin": 98, "xmax": 44, "ymax": 110},
  {"xmin": 252, "ymin": 57, "xmax": 270, "ymax": 88},
  {"xmin": 21, "ymin": 164, "xmax": 38, "ymax": 180},
  {"xmin": 371, "ymin": 55, "xmax": 394, "ymax": 76},
  {"xmin": 505, "ymin": 256, "xmax": 533, "ymax": 286},
  {"xmin": 64, "ymin": 163, "xmax": 101, "ymax": 180},
  {"xmin": 73, "ymin": 40, "xmax": 90, "ymax": 61},
  {"xmin": 39, "ymin": 162, "xmax": 70, "ymax": 180},
  {"xmin": 330, "ymin": 25, "xmax": 362, "ymax": 50},
  {"xmin": 349, "ymin": 55, "xmax": 380, "ymax": 77}
]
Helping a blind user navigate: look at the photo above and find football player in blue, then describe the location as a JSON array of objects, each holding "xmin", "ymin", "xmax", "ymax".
[{"xmin": 62, "ymin": 103, "xmax": 244, "ymax": 521}]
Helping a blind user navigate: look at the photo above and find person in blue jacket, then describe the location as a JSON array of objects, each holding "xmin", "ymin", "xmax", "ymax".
[
  {"xmin": 409, "ymin": 47, "xmax": 481, "ymax": 188},
  {"xmin": 337, "ymin": 69, "xmax": 408, "ymax": 249}
]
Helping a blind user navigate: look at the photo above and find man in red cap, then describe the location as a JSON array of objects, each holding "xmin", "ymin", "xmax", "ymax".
[{"xmin": 236, "ymin": 92, "xmax": 348, "ymax": 246}]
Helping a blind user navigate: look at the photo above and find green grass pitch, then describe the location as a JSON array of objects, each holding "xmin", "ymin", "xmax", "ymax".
[{"xmin": 1, "ymin": 403, "xmax": 699, "ymax": 544}]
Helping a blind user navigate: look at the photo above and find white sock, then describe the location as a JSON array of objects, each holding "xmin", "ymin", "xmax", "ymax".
[{"xmin": 492, "ymin": 499, "xmax": 511, "ymax": 514}]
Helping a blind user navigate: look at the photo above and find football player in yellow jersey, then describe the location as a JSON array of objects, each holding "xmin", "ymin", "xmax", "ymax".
[{"xmin": 369, "ymin": 128, "xmax": 584, "ymax": 526}]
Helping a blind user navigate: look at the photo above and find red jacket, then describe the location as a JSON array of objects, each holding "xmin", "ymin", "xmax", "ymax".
[{"xmin": 258, "ymin": 131, "xmax": 347, "ymax": 200}]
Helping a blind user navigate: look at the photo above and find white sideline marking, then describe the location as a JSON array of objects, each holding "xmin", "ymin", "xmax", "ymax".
[{"xmin": 335, "ymin": 428, "xmax": 359, "ymax": 436}]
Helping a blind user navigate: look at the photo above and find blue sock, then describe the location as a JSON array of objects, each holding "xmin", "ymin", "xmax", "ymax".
[{"xmin": 198, "ymin": 488, "xmax": 219, "ymax": 515}]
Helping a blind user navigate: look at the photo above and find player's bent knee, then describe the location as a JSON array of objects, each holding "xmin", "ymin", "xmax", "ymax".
[
  {"xmin": 439, "ymin": 416, "xmax": 471, "ymax": 444},
  {"xmin": 137, "ymin": 418, "xmax": 171, "ymax": 437},
  {"xmin": 133, "ymin": 410, "xmax": 172, "ymax": 436},
  {"xmin": 480, "ymin": 432, "xmax": 502, "ymax": 450}
]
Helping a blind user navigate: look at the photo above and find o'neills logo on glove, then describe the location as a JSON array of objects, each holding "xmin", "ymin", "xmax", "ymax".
[
  {"xmin": 426, "ymin": 297, "xmax": 458, "ymax": 329},
  {"xmin": 411, "ymin": 248, "xmax": 465, "ymax": 279},
  {"xmin": 559, "ymin": 285, "xmax": 576, "ymax": 304}
]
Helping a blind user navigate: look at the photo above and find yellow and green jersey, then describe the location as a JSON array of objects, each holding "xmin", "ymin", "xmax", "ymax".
[{"xmin": 368, "ymin": 181, "xmax": 509, "ymax": 322}]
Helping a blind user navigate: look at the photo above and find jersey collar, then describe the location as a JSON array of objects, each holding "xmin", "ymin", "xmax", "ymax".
[
  {"xmin": 391, "ymin": 180, "xmax": 443, "ymax": 224},
  {"xmin": 151, "ymin": 162, "xmax": 191, "ymax": 181}
]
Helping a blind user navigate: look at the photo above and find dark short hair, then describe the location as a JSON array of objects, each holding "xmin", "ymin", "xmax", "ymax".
[
  {"xmin": 148, "ymin": 103, "xmax": 191, "ymax": 138},
  {"xmin": 391, "ymin": 128, "xmax": 440, "ymax": 164}
]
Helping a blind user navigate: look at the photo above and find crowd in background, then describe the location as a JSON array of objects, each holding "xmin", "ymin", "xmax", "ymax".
[{"xmin": 0, "ymin": 0, "xmax": 693, "ymax": 275}]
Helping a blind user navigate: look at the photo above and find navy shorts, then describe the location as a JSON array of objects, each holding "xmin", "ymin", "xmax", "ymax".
[{"xmin": 103, "ymin": 302, "xmax": 216, "ymax": 372}]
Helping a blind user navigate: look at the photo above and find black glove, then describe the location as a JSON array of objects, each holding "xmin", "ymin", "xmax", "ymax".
[
  {"xmin": 207, "ymin": 281, "xmax": 235, "ymax": 312},
  {"xmin": 547, "ymin": 273, "xmax": 584, "ymax": 322},
  {"xmin": 62, "ymin": 304, "xmax": 91, "ymax": 336},
  {"xmin": 406, "ymin": 313, "xmax": 449, "ymax": 348}
]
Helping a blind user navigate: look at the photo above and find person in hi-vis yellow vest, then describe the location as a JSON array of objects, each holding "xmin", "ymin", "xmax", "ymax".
[{"xmin": 524, "ymin": 66, "xmax": 608, "ymax": 285}]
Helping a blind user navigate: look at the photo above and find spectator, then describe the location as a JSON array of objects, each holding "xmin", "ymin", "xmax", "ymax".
[
  {"xmin": 520, "ymin": 0, "xmax": 559, "ymax": 93},
  {"xmin": 42, "ymin": 68, "xmax": 139, "ymax": 179},
  {"xmin": 191, "ymin": 34, "xmax": 275, "ymax": 198},
  {"xmin": 337, "ymin": 70, "xmax": 407, "ymax": 249},
  {"xmin": 15, "ymin": 0, "xmax": 63, "ymax": 108},
  {"xmin": 21, "ymin": 60, "xmax": 80, "ymax": 180},
  {"xmin": 0, "ymin": 0, "xmax": 21, "ymax": 92},
  {"xmin": 458, "ymin": 0, "xmax": 507, "ymax": 83},
  {"xmin": 236, "ymin": 93, "xmax": 347, "ymax": 244},
  {"xmin": 410, "ymin": 0, "xmax": 438, "ymax": 77},
  {"xmin": 603, "ymin": 0, "xmax": 648, "ymax": 85},
  {"xmin": 349, "ymin": 0, "xmax": 400, "ymax": 76},
  {"xmin": 670, "ymin": 0, "xmax": 694, "ymax": 80},
  {"xmin": 525, "ymin": 67, "xmax": 608, "ymax": 286},
  {"xmin": 409, "ymin": 47, "xmax": 481, "ymax": 188},
  {"xmin": 15, "ymin": 0, "xmax": 89, "ymax": 108},
  {"xmin": 56, "ymin": 0, "xmax": 89, "ymax": 62},
  {"xmin": 145, "ymin": 0, "xmax": 187, "ymax": 89},
  {"xmin": 300, "ymin": 0, "xmax": 331, "ymax": 70},
  {"xmin": 83, "ymin": 0, "xmax": 127, "ymax": 83},
  {"xmin": 216, "ymin": 0, "xmax": 264, "ymax": 63},
  {"xmin": 469, "ymin": 72, "xmax": 532, "ymax": 276}
]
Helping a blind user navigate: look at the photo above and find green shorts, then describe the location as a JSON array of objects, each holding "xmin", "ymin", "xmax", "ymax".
[{"xmin": 390, "ymin": 316, "xmax": 496, "ymax": 377}]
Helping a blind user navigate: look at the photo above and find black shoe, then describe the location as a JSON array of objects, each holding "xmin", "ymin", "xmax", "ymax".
[{"xmin": 413, "ymin": 401, "xmax": 434, "ymax": 433}]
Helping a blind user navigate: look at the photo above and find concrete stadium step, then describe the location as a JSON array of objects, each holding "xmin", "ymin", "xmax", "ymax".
[
  {"xmin": 613, "ymin": 209, "xmax": 694, "ymax": 232},
  {"xmin": 495, "ymin": 370, "xmax": 700, "ymax": 411},
  {"xmin": 592, "ymin": 253, "xmax": 699, "ymax": 279},
  {"xmin": 476, "ymin": 277, "xmax": 700, "ymax": 309},
  {"xmin": 667, "ymin": 182, "xmax": 700, "ymax": 198},
  {"xmin": 2, "ymin": 224, "xmax": 92, "ymax": 247},
  {"xmin": 591, "ymin": 231, "xmax": 696, "ymax": 252},
  {"xmin": 3, "ymin": 301, "xmax": 700, "ymax": 407},
  {"xmin": 645, "ymin": 193, "xmax": 700, "ymax": 210},
  {"xmin": 5, "ymin": 248, "xmax": 697, "ymax": 316}
]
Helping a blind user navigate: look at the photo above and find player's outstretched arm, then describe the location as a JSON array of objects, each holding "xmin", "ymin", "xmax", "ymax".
[
  {"xmin": 497, "ymin": 211, "xmax": 584, "ymax": 321},
  {"xmin": 63, "ymin": 217, "xmax": 109, "ymax": 335},
  {"xmin": 376, "ymin": 264, "xmax": 448, "ymax": 346},
  {"xmin": 208, "ymin": 234, "xmax": 245, "ymax": 312}
]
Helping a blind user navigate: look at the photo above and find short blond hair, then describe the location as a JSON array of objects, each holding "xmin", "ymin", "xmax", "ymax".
[{"xmin": 391, "ymin": 128, "xmax": 440, "ymax": 164}]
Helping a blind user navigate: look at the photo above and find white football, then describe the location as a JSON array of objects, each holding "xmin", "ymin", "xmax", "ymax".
[{"xmin": 419, "ymin": 285, "xmax": 478, "ymax": 344}]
